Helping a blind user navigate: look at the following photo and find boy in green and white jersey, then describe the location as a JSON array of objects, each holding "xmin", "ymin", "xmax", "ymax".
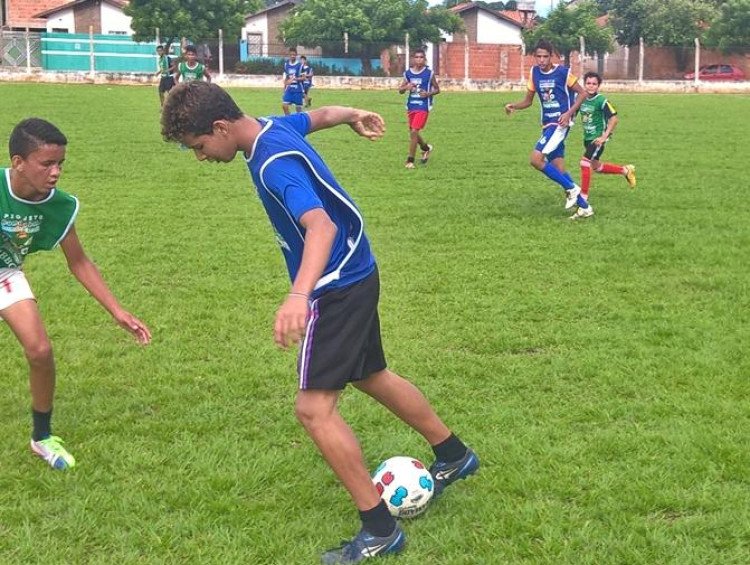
[
  {"xmin": 1, "ymin": 118, "xmax": 151, "ymax": 470},
  {"xmin": 578, "ymin": 72, "xmax": 636, "ymax": 203},
  {"xmin": 174, "ymin": 44, "xmax": 211, "ymax": 84}
]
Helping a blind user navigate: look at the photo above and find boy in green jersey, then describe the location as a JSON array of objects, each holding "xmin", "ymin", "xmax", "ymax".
[
  {"xmin": 154, "ymin": 44, "xmax": 176, "ymax": 106},
  {"xmin": 174, "ymin": 45, "xmax": 212, "ymax": 84},
  {"xmin": 578, "ymin": 72, "xmax": 636, "ymax": 203},
  {"xmin": 1, "ymin": 118, "xmax": 152, "ymax": 470}
]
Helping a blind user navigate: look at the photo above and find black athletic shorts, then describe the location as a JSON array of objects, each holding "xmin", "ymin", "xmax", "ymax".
[
  {"xmin": 159, "ymin": 76, "xmax": 175, "ymax": 93},
  {"xmin": 297, "ymin": 268, "xmax": 387, "ymax": 390},
  {"xmin": 583, "ymin": 139, "xmax": 606, "ymax": 160}
]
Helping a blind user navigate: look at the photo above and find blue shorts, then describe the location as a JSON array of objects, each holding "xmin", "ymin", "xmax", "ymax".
[
  {"xmin": 535, "ymin": 125, "xmax": 570, "ymax": 161},
  {"xmin": 302, "ymin": 84, "xmax": 312, "ymax": 93},
  {"xmin": 282, "ymin": 88, "xmax": 304, "ymax": 106}
]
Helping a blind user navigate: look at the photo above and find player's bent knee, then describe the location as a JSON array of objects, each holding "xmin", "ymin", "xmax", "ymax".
[{"xmin": 24, "ymin": 339, "xmax": 53, "ymax": 365}]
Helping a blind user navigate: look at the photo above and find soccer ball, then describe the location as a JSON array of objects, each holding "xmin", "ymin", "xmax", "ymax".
[{"xmin": 372, "ymin": 456, "xmax": 434, "ymax": 518}]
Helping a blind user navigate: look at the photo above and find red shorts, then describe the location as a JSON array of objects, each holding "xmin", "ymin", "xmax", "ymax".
[{"xmin": 407, "ymin": 110, "xmax": 429, "ymax": 131}]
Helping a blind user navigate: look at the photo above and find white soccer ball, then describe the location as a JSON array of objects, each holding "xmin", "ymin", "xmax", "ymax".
[{"xmin": 371, "ymin": 456, "xmax": 435, "ymax": 518}]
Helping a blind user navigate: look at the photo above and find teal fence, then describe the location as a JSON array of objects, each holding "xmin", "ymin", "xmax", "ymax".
[{"xmin": 41, "ymin": 32, "xmax": 158, "ymax": 73}]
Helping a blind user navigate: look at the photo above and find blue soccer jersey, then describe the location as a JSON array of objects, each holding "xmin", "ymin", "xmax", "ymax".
[
  {"xmin": 283, "ymin": 59, "xmax": 303, "ymax": 91},
  {"xmin": 403, "ymin": 67, "xmax": 434, "ymax": 111},
  {"xmin": 244, "ymin": 113, "xmax": 376, "ymax": 297},
  {"xmin": 301, "ymin": 63, "xmax": 313, "ymax": 89},
  {"xmin": 528, "ymin": 65, "xmax": 578, "ymax": 127}
]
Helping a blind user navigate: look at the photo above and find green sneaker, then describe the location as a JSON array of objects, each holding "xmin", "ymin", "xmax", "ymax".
[{"xmin": 30, "ymin": 436, "xmax": 76, "ymax": 470}]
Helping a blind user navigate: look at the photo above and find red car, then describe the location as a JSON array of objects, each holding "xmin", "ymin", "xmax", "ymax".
[{"xmin": 684, "ymin": 64, "xmax": 746, "ymax": 81}]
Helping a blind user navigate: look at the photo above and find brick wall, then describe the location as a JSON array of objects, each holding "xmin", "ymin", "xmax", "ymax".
[
  {"xmin": 267, "ymin": 6, "xmax": 293, "ymax": 56},
  {"xmin": 74, "ymin": 2, "xmax": 102, "ymax": 34},
  {"xmin": 439, "ymin": 42, "xmax": 534, "ymax": 81},
  {"xmin": 8, "ymin": 0, "xmax": 69, "ymax": 29}
]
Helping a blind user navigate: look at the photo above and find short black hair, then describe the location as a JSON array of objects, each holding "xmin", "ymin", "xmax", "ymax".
[
  {"xmin": 156, "ymin": 44, "xmax": 164, "ymax": 51},
  {"xmin": 9, "ymin": 118, "xmax": 67, "ymax": 159},
  {"xmin": 161, "ymin": 82, "xmax": 244, "ymax": 142},
  {"xmin": 413, "ymin": 48, "xmax": 426, "ymax": 56},
  {"xmin": 184, "ymin": 45, "xmax": 197, "ymax": 54},
  {"xmin": 289, "ymin": 47, "xmax": 297, "ymax": 54},
  {"xmin": 300, "ymin": 55, "xmax": 307, "ymax": 61},
  {"xmin": 534, "ymin": 39, "xmax": 555, "ymax": 55},
  {"xmin": 583, "ymin": 71, "xmax": 602, "ymax": 84}
]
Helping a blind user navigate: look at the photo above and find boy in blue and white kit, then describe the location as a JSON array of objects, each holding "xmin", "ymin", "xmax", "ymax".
[
  {"xmin": 161, "ymin": 82, "xmax": 478, "ymax": 564},
  {"xmin": 300, "ymin": 55, "xmax": 314, "ymax": 108},
  {"xmin": 505, "ymin": 39, "xmax": 592, "ymax": 219},
  {"xmin": 398, "ymin": 49, "xmax": 439, "ymax": 169},
  {"xmin": 282, "ymin": 47, "xmax": 304, "ymax": 115}
]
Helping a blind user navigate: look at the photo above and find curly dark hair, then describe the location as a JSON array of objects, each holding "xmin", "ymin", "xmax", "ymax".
[
  {"xmin": 534, "ymin": 39, "xmax": 556, "ymax": 56},
  {"xmin": 161, "ymin": 82, "xmax": 243, "ymax": 142},
  {"xmin": 9, "ymin": 118, "xmax": 67, "ymax": 159}
]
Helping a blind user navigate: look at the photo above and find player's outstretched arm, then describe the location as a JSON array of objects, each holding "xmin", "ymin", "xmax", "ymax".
[
  {"xmin": 307, "ymin": 107, "xmax": 385, "ymax": 140},
  {"xmin": 505, "ymin": 89, "xmax": 535, "ymax": 115},
  {"xmin": 59, "ymin": 227, "xmax": 152, "ymax": 344}
]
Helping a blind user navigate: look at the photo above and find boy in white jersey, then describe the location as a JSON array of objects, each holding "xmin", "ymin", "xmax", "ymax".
[
  {"xmin": 161, "ymin": 82, "xmax": 478, "ymax": 563},
  {"xmin": 1, "ymin": 119, "xmax": 152, "ymax": 470}
]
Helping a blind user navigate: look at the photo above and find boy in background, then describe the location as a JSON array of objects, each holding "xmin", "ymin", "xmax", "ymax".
[
  {"xmin": 505, "ymin": 39, "xmax": 592, "ymax": 219},
  {"xmin": 282, "ymin": 47, "xmax": 304, "ymax": 115},
  {"xmin": 398, "ymin": 49, "xmax": 439, "ymax": 169},
  {"xmin": 300, "ymin": 55, "xmax": 314, "ymax": 108},
  {"xmin": 155, "ymin": 44, "xmax": 175, "ymax": 106},
  {"xmin": 578, "ymin": 72, "xmax": 636, "ymax": 204},
  {"xmin": 174, "ymin": 45, "xmax": 211, "ymax": 84},
  {"xmin": 1, "ymin": 118, "xmax": 151, "ymax": 470}
]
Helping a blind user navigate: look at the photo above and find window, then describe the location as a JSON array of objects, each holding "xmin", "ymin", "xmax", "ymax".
[{"xmin": 247, "ymin": 33, "xmax": 262, "ymax": 56}]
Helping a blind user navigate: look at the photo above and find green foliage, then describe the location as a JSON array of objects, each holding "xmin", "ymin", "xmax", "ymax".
[
  {"xmin": 523, "ymin": 1, "xmax": 614, "ymax": 60},
  {"xmin": 606, "ymin": 0, "xmax": 716, "ymax": 46},
  {"xmin": 125, "ymin": 0, "xmax": 261, "ymax": 45},
  {"xmin": 704, "ymin": 0, "xmax": 750, "ymax": 52},
  {"xmin": 279, "ymin": 0, "xmax": 462, "ymax": 50}
]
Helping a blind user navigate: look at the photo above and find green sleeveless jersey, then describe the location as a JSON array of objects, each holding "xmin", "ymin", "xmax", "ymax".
[
  {"xmin": 0, "ymin": 168, "xmax": 79, "ymax": 269},
  {"xmin": 579, "ymin": 93, "xmax": 617, "ymax": 142},
  {"xmin": 178, "ymin": 61, "xmax": 205, "ymax": 82},
  {"xmin": 158, "ymin": 54, "xmax": 171, "ymax": 77}
]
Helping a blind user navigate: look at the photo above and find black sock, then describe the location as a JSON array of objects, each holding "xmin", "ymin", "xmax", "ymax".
[
  {"xmin": 32, "ymin": 408, "xmax": 52, "ymax": 441},
  {"xmin": 406, "ymin": 156, "xmax": 415, "ymax": 163},
  {"xmin": 359, "ymin": 500, "xmax": 396, "ymax": 538},
  {"xmin": 432, "ymin": 433, "xmax": 467, "ymax": 463},
  {"xmin": 420, "ymin": 144, "xmax": 430, "ymax": 151}
]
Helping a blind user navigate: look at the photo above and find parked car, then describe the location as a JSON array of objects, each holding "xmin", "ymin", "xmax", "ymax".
[{"xmin": 684, "ymin": 64, "xmax": 746, "ymax": 81}]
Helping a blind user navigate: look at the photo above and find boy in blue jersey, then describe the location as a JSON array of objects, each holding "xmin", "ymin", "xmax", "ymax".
[
  {"xmin": 282, "ymin": 47, "xmax": 304, "ymax": 115},
  {"xmin": 398, "ymin": 49, "xmax": 439, "ymax": 169},
  {"xmin": 300, "ymin": 55, "xmax": 314, "ymax": 108},
  {"xmin": 504, "ymin": 39, "xmax": 593, "ymax": 219},
  {"xmin": 161, "ymin": 82, "xmax": 479, "ymax": 564}
]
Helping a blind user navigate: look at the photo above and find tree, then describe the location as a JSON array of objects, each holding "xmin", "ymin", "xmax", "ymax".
[
  {"xmin": 280, "ymin": 0, "xmax": 462, "ymax": 73},
  {"xmin": 605, "ymin": 0, "xmax": 715, "ymax": 47},
  {"xmin": 705, "ymin": 0, "xmax": 750, "ymax": 52},
  {"xmin": 523, "ymin": 2, "xmax": 614, "ymax": 62},
  {"xmin": 125, "ymin": 0, "xmax": 261, "ymax": 50}
]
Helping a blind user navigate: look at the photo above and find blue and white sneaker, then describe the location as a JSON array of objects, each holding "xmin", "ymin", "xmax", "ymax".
[
  {"xmin": 321, "ymin": 525, "xmax": 405, "ymax": 564},
  {"xmin": 429, "ymin": 448, "xmax": 479, "ymax": 496}
]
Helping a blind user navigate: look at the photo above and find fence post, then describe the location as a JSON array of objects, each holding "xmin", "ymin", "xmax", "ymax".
[
  {"xmin": 218, "ymin": 29, "xmax": 224, "ymax": 78},
  {"xmin": 155, "ymin": 27, "xmax": 160, "ymax": 46},
  {"xmin": 405, "ymin": 33, "xmax": 409, "ymax": 68},
  {"xmin": 344, "ymin": 32, "xmax": 349, "ymax": 54},
  {"xmin": 25, "ymin": 27, "xmax": 32, "ymax": 73},
  {"xmin": 638, "ymin": 36, "xmax": 644, "ymax": 83},
  {"xmin": 520, "ymin": 42, "xmax": 525, "ymax": 82},
  {"xmin": 579, "ymin": 36, "xmax": 585, "ymax": 77},
  {"xmin": 464, "ymin": 33, "xmax": 469, "ymax": 86},
  {"xmin": 694, "ymin": 37, "xmax": 700, "ymax": 85},
  {"xmin": 89, "ymin": 25, "xmax": 95, "ymax": 78}
]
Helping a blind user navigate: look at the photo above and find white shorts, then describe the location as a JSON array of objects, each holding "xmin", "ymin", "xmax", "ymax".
[{"xmin": 0, "ymin": 268, "xmax": 36, "ymax": 312}]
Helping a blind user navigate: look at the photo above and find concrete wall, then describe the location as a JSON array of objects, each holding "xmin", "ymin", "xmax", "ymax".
[
  {"xmin": 101, "ymin": 3, "xmax": 133, "ymax": 35},
  {"xmin": 3, "ymin": 68, "xmax": 749, "ymax": 94},
  {"xmin": 44, "ymin": 8, "xmax": 75, "ymax": 33}
]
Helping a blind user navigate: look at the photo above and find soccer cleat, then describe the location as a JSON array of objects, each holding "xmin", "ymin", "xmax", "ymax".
[
  {"xmin": 570, "ymin": 205, "xmax": 594, "ymax": 220},
  {"xmin": 429, "ymin": 448, "xmax": 479, "ymax": 497},
  {"xmin": 624, "ymin": 164, "xmax": 637, "ymax": 188},
  {"xmin": 321, "ymin": 525, "xmax": 406, "ymax": 564},
  {"xmin": 564, "ymin": 185, "xmax": 582, "ymax": 209},
  {"xmin": 404, "ymin": 161, "xmax": 415, "ymax": 169},
  {"xmin": 30, "ymin": 436, "xmax": 76, "ymax": 470},
  {"xmin": 420, "ymin": 144, "xmax": 433, "ymax": 164}
]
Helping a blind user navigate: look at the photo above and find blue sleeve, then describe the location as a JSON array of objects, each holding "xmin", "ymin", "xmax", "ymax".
[
  {"xmin": 275, "ymin": 113, "xmax": 311, "ymax": 138},
  {"xmin": 262, "ymin": 155, "xmax": 323, "ymax": 222}
]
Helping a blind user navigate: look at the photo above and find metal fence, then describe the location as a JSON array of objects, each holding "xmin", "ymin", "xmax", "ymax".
[{"xmin": 0, "ymin": 30, "xmax": 42, "ymax": 70}]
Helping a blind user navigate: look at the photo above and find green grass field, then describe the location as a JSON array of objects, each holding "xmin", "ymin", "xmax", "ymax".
[{"xmin": 1, "ymin": 83, "xmax": 748, "ymax": 564}]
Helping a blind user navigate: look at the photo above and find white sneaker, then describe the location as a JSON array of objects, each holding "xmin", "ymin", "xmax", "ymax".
[
  {"xmin": 570, "ymin": 205, "xmax": 594, "ymax": 220},
  {"xmin": 564, "ymin": 185, "xmax": 581, "ymax": 209}
]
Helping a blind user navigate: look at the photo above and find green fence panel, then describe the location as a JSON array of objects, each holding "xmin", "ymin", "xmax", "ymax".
[{"xmin": 41, "ymin": 32, "xmax": 157, "ymax": 73}]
